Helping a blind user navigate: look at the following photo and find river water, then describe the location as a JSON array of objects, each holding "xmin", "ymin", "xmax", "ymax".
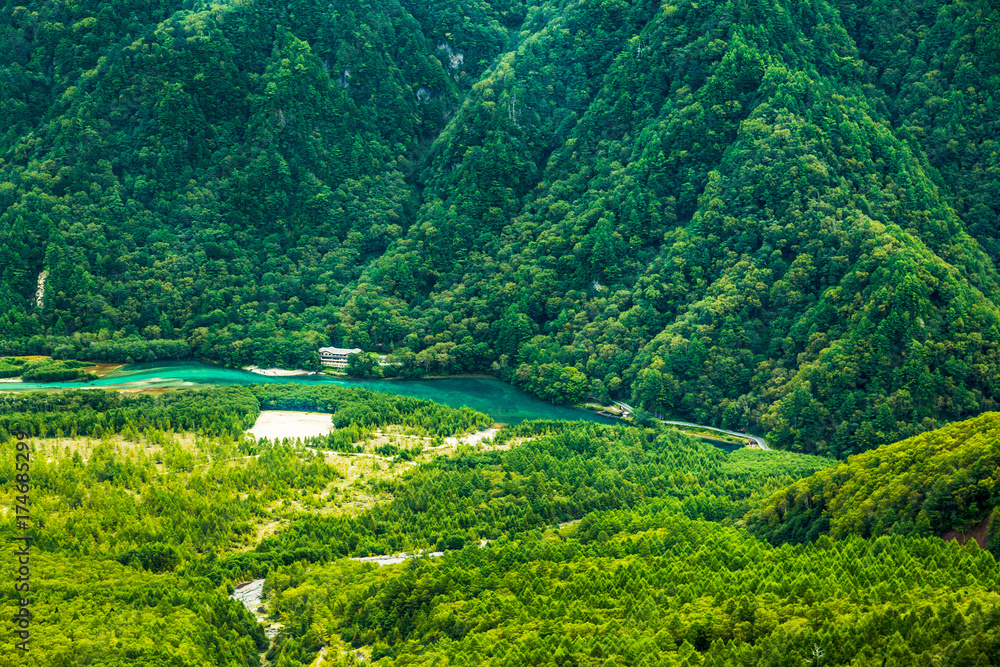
[{"xmin": 3, "ymin": 361, "xmax": 617, "ymax": 425}]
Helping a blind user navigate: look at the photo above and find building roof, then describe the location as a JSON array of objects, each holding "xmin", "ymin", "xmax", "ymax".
[{"xmin": 319, "ymin": 346, "xmax": 362, "ymax": 355}]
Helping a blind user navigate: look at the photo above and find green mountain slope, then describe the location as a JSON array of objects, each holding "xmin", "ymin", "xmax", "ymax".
[
  {"xmin": 344, "ymin": 0, "xmax": 1000, "ymax": 454},
  {"xmin": 747, "ymin": 411, "xmax": 1000, "ymax": 552},
  {"xmin": 834, "ymin": 0, "xmax": 1000, "ymax": 260},
  {"xmin": 2, "ymin": 0, "xmax": 1000, "ymax": 454},
  {"xmin": 0, "ymin": 0, "xmax": 498, "ymax": 359},
  {"xmin": 269, "ymin": 519, "xmax": 1000, "ymax": 666}
]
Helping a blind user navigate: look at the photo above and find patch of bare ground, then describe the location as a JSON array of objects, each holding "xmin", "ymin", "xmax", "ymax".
[
  {"xmin": 268, "ymin": 487, "xmax": 393, "ymax": 519},
  {"xmin": 82, "ymin": 362, "xmax": 126, "ymax": 377},
  {"xmin": 351, "ymin": 426, "xmax": 513, "ymax": 461},
  {"xmin": 445, "ymin": 427, "xmax": 498, "ymax": 447},
  {"xmin": 118, "ymin": 386, "xmax": 172, "ymax": 396},
  {"xmin": 540, "ymin": 518, "xmax": 582, "ymax": 541},
  {"xmin": 254, "ymin": 519, "xmax": 288, "ymax": 544},
  {"xmin": 247, "ymin": 411, "xmax": 334, "ymax": 441},
  {"xmin": 943, "ymin": 514, "xmax": 992, "ymax": 549}
]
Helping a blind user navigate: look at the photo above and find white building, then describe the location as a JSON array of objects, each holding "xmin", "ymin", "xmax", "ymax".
[{"xmin": 318, "ymin": 346, "xmax": 362, "ymax": 368}]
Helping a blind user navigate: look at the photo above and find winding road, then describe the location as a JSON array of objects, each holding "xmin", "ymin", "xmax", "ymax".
[{"xmin": 613, "ymin": 402, "xmax": 771, "ymax": 450}]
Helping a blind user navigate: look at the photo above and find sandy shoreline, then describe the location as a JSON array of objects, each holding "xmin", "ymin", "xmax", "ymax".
[{"xmin": 246, "ymin": 365, "xmax": 315, "ymax": 377}]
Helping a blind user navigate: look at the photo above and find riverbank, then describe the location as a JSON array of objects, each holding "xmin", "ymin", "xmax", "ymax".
[
  {"xmin": 0, "ymin": 361, "xmax": 619, "ymax": 425},
  {"xmin": 579, "ymin": 401, "xmax": 626, "ymax": 419},
  {"xmin": 246, "ymin": 365, "xmax": 315, "ymax": 377}
]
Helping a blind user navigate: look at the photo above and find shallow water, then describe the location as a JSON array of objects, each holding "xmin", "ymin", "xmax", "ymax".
[{"xmin": 3, "ymin": 361, "xmax": 618, "ymax": 425}]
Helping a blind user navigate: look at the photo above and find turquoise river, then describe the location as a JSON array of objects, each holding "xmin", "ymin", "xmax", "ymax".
[{"xmin": 1, "ymin": 361, "xmax": 619, "ymax": 426}]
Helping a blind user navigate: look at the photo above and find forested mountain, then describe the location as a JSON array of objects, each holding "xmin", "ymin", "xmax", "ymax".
[
  {"xmin": 748, "ymin": 411, "xmax": 1000, "ymax": 546},
  {"xmin": 2, "ymin": 0, "xmax": 999, "ymax": 455}
]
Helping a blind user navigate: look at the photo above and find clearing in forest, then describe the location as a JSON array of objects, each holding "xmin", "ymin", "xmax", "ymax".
[{"xmin": 246, "ymin": 410, "xmax": 334, "ymax": 441}]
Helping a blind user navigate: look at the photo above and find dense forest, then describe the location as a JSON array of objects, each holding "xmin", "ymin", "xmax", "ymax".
[
  {"xmin": 1, "ymin": 0, "xmax": 999, "ymax": 454},
  {"xmin": 748, "ymin": 411, "xmax": 1000, "ymax": 545},
  {"xmin": 2, "ymin": 384, "xmax": 1000, "ymax": 664},
  {"xmin": 0, "ymin": 385, "xmax": 495, "ymax": 664},
  {"xmin": 269, "ymin": 518, "xmax": 1000, "ymax": 666}
]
